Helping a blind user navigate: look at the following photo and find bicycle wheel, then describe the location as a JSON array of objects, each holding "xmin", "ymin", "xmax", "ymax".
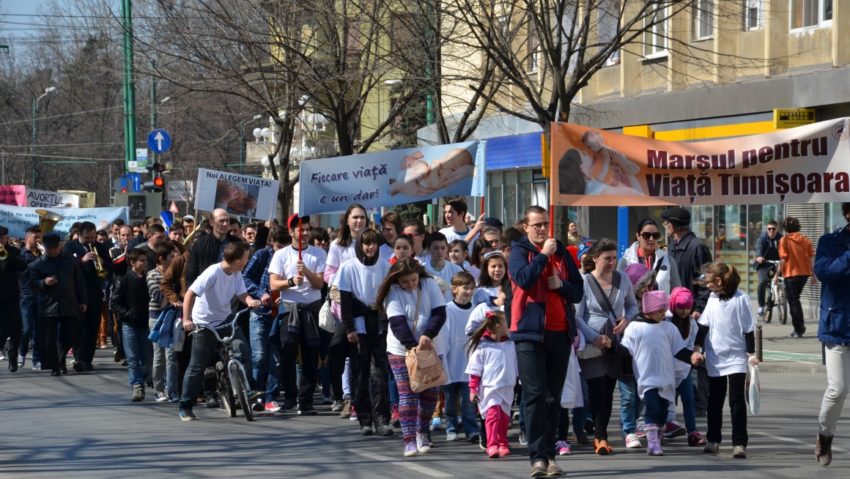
[
  {"xmin": 216, "ymin": 362, "xmax": 236, "ymax": 418},
  {"xmin": 230, "ymin": 362, "xmax": 255, "ymax": 422},
  {"xmin": 777, "ymin": 285, "xmax": 788, "ymax": 325}
]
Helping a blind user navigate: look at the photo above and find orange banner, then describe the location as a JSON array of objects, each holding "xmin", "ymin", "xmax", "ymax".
[{"xmin": 551, "ymin": 119, "xmax": 850, "ymax": 206}]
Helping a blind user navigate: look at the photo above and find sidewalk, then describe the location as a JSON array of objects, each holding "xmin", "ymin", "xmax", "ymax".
[{"xmin": 755, "ymin": 312, "xmax": 825, "ymax": 374}]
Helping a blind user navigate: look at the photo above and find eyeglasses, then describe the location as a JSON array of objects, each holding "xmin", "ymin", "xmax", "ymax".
[
  {"xmin": 527, "ymin": 222, "xmax": 549, "ymax": 231},
  {"xmin": 767, "ymin": 227, "xmax": 776, "ymax": 231},
  {"xmin": 640, "ymin": 232, "xmax": 661, "ymax": 240}
]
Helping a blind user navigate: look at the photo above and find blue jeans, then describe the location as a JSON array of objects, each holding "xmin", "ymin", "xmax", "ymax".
[
  {"xmin": 677, "ymin": 372, "xmax": 698, "ymax": 433},
  {"xmin": 19, "ymin": 294, "xmax": 40, "ymax": 362},
  {"xmin": 619, "ymin": 376, "xmax": 643, "ymax": 435},
  {"xmin": 122, "ymin": 323, "xmax": 151, "ymax": 387},
  {"xmin": 442, "ymin": 382, "xmax": 479, "ymax": 437},
  {"xmin": 644, "ymin": 388, "xmax": 669, "ymax": 427},
  {"xmin": 249, "ymin": 312, "xmax": 280, "ymax": 403}
]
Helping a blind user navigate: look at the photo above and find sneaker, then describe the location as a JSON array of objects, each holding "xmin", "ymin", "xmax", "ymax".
[
  {"xmin": 546, "ymin": 460, "xmax": 564, "ymax": 477},
  {"xmin": 403, "ymin": 441, "xmax": 418, "ymax": 457},
  {"xmin": 298, "ymin": 406, "xmax": 318, "ymax": 416},
  {"xmin": 73, "ymin": 361, "xmax": 85, "ymax": 373},
  {"xmin": 131, "ymin": 385, "xmax": 144, "ymax": 402},
  {"xmin": 416, "ymin": 432, "xmax": 432, "ymax": 454},
  {"xmin": 556, "ymin": 440, "xmax": 572, "ymax": 455},
  {"xmin": 430, "ymin": 416, "xmax": 442, "ymax": 431},
  {"xmin": 529, "ymin": 460, "xmax": 548, "ymax": 478},
  {"xmin": 154, "ymin": 392, "xmax": 169, "ymax": 402},
  {"xmin": 487, "ymin": 446, "xmax": 499, "ymax": 458},
  {"xmin": 18, "ymin": 355, "xmax": 26, "ymax": 368},
  {"xmin": 446, "ymin": 431, "xmax": 459, "ymax": 442},
  {"xmin": 205, "ymin": 396, "xmax": 220, "ymax": 408},
  {"xmin": 264, "ymin": 401, "xmax": 282, "ymax": 413},
  {"xmin": 252, "ymin": 401, "xmax": 264, "ymax": 412},
  {"xmin": 0, "ymin": 352, "xmax": 5, "ymax": 361},
  {"xmin": 331, "ymin": 400, "xmax": 344, "ymax": 413},
  {"xmin": 478, "ymin": 434, "xmax": 486, "ymax": 450},
  {"xmin": 391, "ymin": 404, "xmax": 400, "ymax": 427},
  {"xmin": 339, "ymin": 400, "xmax": 351, "ymax": 418},
  {"xmin": 757, "ymin": 306, "xmax": 765, "ymax": 316},
  {"xmin": 32, "ymin": 360, "xmax": 42, "ymax": 371},
  {"xmin": 704, "ymin": 442, "xmax": 720, "ymax": 454},
  {"xmin": 361, "ymin": 425, "xmax": 374, "ymax": 436},
  {"xmin": 688, "ymin": 431, "xmax": 707, "ymax": 446},
  {"xmin": 518, "ymin": 429, "xmax": 528, "ymax": 446},
  {"xmin": 663, "ymin": 421, "xmax": 686, "ymax": 439},
  {"xmin": 178, "ymin": 408, "xmax": 197, "ymax": 421},
  {"xmin": 375, "ymin": 424, "xmax": 394, "ymax": 437},
  {"xmin": 322, "ymin": 395, "xmax": 333, "ymax": 405},
  {"xmin": 282, "ymin": 398, "xmax": 298, "ymax": 411},
  {"xmin": 636, "ymin": 421, "xmax": 646, "ymax": 439},
  {"xmin": 574, "ymin": 431, "xmax": 589, "ymax": 445},
  {"xmin": 498, "ymin": 446, "xmax": 511, "ymax": 458},
  {"xmin": 169, "ymin": 393, "xmax": 180, "ymax": 403},
  {"xmin": 625, "ymin": 433, "xmax": 642, "ymax": 449},
  {"xmin": 349, "ymin": 405, "xmax": 358, "ymax": 421},
  {"xmin": 468, "ymin": 433, "xmax": 480, "ymax": 446},
  {"xmin": 732, "ymin": 445, "xmax": 747, "ymax": 458}
]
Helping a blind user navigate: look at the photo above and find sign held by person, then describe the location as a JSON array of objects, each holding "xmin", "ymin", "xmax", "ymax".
[
  {"xmin": 26, "ymin": 189, "xmax": 80, "ymax": 208},
  {"xmin": 195, "ymin": 168, "xmax": 279, "ymax": 219},
  {"xmin": 299, "ymin": 141, "xmax": 486, "ymax": 215},
  {"xmin": 551, "ymin": 118, "xmax": 850, "ymax": 206},
  {"xmin": 0, "ymin": 205, "xmax": 128, "ymax": 238}
]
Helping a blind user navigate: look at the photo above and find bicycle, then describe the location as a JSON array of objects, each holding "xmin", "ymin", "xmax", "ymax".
[
  {"xmin": 763, "ymin": 260, "xmax": 788, "ymax": 325},
  {"xmin": 192, "ymin": 308, "xmax": 258, "ymax": 422}
]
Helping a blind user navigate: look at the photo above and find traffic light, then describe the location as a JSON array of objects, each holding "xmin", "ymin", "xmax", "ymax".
[{"xmin": 143, "ymin": 163, "xmax": 166, "ymax": 192}]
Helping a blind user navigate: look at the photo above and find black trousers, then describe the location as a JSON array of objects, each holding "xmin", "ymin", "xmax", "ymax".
[
  {"xmin": 784, "ymin": 275, "xmax": 808, "ymax": 334},
  {"xmin": 351, "ymin": 333, "xmax": 390, "ymax": 427},
  {"xmin": 586, "ymin": 375, "xmax": 617, "ymax": 441},
  {"xmin": 280, "ymin": 310, "xmax": 320, "ymax": 409},
  {"xmin": 756, "ymin": 266, "xmax": 772, "ymax": 308},
  {"xmin": 43, "ymin": 316, "xmax": 76, "ymax": 372},
  {"xmin": 0, "ymin": 299, "xmax": 22, "ymax": 364},
  {"xmin": 328, "ymin": 325, "xmax": 350, "ymax": 402},
  {"xmin": 515, "ymin": 331, "xmax": 571, "ymax": 463},
  {"xmin": 74, "ymin": 294, "xmax": 103, "ymax": 365},
  {"xmin": 707, "ymin": 373, "xmax": 748, "ymax": 446}
]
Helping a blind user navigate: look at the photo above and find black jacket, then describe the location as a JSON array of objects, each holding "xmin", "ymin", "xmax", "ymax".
[
  {"xmin": 0, "ymin": 244, "xmax": 27, "ymax": 302},
  {"xmin": 669, "ymin": 231, "xmax": 712, "ymax": 313},
  {"xmin": 753, "ymin": 231, "xmax": 782, "ymax": 269},
  {"xmin": 63, "ymin": 240, "xmax": 113, "ymax": 299},
  {"xmin": 25, "ymin": 253, "xmax": 86, "ymax": 318},
  {"xmin": 185, "ymin": 232, "xmax": 239, "ymax": 286},
  {"xmin": 110, "ymin": 271, "xmax": 150, "ymax": 328}
]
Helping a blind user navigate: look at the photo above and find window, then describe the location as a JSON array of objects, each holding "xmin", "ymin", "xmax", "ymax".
[
  {"xmin": 527, "ymin": 23, "xmax": 539, "ymax": 73},
  {"xmin": 598, "ymin": 0, "xmax": 620, "ymax": 65},
  {"xmin": 693, "ymin": 0, "xmax": 714, "ymax": 40},
  {"xmin": 743, "ymin": 0, "xmax": 762, "ymax": 30},
  {"xmin": 790, "ymin": 0, "xmax": 833, "ymax": 29},
  {"xmin": 644, "ymin": 2, "xmax": 668, "ymax": 57}
]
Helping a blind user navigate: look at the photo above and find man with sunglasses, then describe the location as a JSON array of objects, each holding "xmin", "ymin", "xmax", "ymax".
[
  {"xmin": 753, "ymin": 220, "xmax": 782, "ymax": 316},
  {"xmin": 508, "ymin": 205, "xmax": 583, "ymax": 477}
]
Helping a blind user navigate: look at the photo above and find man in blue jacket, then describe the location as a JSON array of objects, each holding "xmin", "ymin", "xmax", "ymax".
[
  {"xmin": 814, "ymin": 202, "xmax": 850, "ymax": 467},
  {"xmin": 508, "ymin": 206, "xmax": 583, "ymax": 478}
]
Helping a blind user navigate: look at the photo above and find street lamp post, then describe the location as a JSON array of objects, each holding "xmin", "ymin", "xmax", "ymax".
[
  {"xmin": 238, "ymin": 114, "xmax": 263, "ymax": 173},
  {"xmin": 31, "ymin": 86, "xmax": 58, "ymax": 188}
]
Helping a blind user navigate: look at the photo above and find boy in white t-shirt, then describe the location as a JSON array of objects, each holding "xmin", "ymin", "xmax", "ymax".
[
  {"xmin": 424, "ymin": 232, "xmax": 463, "ymax": 301},
  {"xmin": 178, "ymin": 241, "xmax": 262, "ymax": 422}
]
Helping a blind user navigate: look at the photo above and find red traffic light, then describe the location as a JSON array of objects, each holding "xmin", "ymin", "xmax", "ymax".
[{"xmin": 153, "ymin": 176, "xmax": 164, "ymax": 188}]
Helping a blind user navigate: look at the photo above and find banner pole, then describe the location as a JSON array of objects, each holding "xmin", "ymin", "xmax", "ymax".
[
  {"xmin": 547, "ymin": 126, "xmax": 555, "ymax": 238},
  {"xmin": 298, "ymin": 217, "xmax": 303, "ymax": 262},
  {"xmin": 479, "ymin": 196, "xmax": 485, "ymax": 217}
]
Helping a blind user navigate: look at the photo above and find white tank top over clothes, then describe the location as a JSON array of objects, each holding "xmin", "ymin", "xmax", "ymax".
[
  {"xmin": 621, "ymin": 320, "xmax": 687, "ymax": 403},
  {"xmin": 698, "ymin": 290, "xmax": 755, "ymax": 377},
  {"xmin": 434, "ymin": 301, "xmax": 473, "ymax": 384}
]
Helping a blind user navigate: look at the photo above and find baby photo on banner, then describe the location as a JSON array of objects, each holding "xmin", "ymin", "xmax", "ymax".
[
  {"xmin": 299, "ymin": 141, "xmax": 486, "ymax": 215},
  {"xmin": 195, "ymin": 168, "xmax": 280, "ymax": 219},
  {"xmin": 551, "ymin": 118, "xmax": 850, "ymax": 207}
]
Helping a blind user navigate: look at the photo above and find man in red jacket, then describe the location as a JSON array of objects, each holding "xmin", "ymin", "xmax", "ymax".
[{"xmin": 508, "ymin": 206, "xmax": 583, "ymax": 478}]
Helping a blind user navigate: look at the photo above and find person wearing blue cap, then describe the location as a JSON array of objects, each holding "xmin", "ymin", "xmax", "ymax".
[{"xmin": 25, "ymin": 232, "xmax": 87, "ymax": 376}]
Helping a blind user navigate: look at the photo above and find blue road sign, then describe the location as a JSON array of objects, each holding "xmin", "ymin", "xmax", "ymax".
[{"xmin": 147, "ymin": 128, "xmax": 172, "ymax": 154}]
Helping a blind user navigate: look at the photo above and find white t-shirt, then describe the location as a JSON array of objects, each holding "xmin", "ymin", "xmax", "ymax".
[
  {"xmin": 189, "ymin": 263, "xmax": 248, "ymax": 329},
  {"xmin": 379, "ymin": 244, "xmax": 394, "ymax": 263},
  {"xmin": 325, "ymin": 241, "xmax": 355, "ymax": 281},
  {"xmin": 434, "ymin": 301, "xmax": 473, "ymax": 384},
  {"xmin": 465, "ymin": 339, "xmax": 518, "ymax": 414},
  {"xmin": 665, "ymin": 313, "xmax": 698, "ymax": 385},
  {"xmin": 425, "ymin": 260, "xmax": 464, "ymax": 301},
  {"xmin": 440, "ymin": 226, "xmax": 471, "ymax": 244},
  {"xmin": 334, "ymin": 257, "xmax": 389, "ymax": 334},
  {"xmin": 698, "ymin": 290, "xmax": 755, "ymax": 377},
  {"xmin": 268, "ymin": 245, "xmax": 327, "ymax": 305},
  {"xmin": 621, "ymin": 320, "xmax": 687, "ymax": 403},
  {"xmin": 385, "ymin": 277, "xmax": 446, "ymax": 356}
]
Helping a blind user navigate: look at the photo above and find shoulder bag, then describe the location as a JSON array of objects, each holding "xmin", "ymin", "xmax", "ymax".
[
  {"xmin": 406, "ymin": 285, "xmax": 447, "ymax": 392},
  {"xmin": 576, "ymin": 272, "xmax": 620, "ymax": 360}
]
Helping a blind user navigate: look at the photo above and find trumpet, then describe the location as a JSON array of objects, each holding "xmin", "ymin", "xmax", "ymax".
[
  {"xmin": 88, "ymin": 243, "xmax": 108, "ymax": 279},
  {"xmin": 182, "ymin": 216, "xmax": 207, "ymax": 247}
]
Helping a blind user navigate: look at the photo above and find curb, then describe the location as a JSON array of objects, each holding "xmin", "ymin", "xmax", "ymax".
[{"xmin": 758, "ymin": 361, "xmax": 826, "ymax": 375}]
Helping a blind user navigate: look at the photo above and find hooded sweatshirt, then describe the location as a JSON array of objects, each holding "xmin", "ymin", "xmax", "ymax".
[{"xmin": 779, "ymin": 232, "xmax": 814, "ymax": 278}]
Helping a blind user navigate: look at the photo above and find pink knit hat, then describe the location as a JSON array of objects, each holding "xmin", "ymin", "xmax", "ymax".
[
  {"xmin": 668, "ymin": 286, "xmax": 694, "ymax": 311},
  {"xmin": 642, "ymin": 290, "xmax": 669, "ymax": 314}
]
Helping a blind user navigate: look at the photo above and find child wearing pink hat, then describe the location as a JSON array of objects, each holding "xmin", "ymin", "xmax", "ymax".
[
  {"xmin": 621, "ymin": 290, "xmax": 704, "ymax": 456},
  {"xmin": 665, "ymin": 287, "xmax": 708, "ymax": 446}
]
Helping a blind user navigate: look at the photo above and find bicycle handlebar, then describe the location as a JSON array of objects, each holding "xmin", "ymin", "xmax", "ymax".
[{"xmin": 190, "ymin": 307, "xmax": 252, "ymax": 342}]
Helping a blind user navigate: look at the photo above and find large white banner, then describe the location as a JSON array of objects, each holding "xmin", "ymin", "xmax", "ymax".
[
  {"xmin": 299, "ymin": 141, "xmax": 486, "ymax": 215},
  {"xmin": 195, "ymin": 169, "xmax": 279, "ymax": 219},
  {"xmin": 26, "ymin": 189, "xmax": 80, "ymax": 208},
  {"xmin": 0, "ymin": 205, "xmax": 129, "ymax": 238}
]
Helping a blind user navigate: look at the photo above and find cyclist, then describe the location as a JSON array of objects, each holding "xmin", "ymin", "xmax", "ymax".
[
  {"xmin": 178, "ymin": 241, "xmax": 263, "ymax": 421},
  {"xmin": 753, "ymin": 220, "xmax": 782, "ymax": 316}
]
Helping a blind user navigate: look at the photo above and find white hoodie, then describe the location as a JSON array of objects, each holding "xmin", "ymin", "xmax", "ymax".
[{"xmin": 617, "ymin": 241, "xmax": 681, "ymax": 294}]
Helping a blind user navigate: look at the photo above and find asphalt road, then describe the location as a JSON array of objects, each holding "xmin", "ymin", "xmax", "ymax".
[{"xmin": 1, "ymin": 351, "xmax": 848, "ymax": 479}]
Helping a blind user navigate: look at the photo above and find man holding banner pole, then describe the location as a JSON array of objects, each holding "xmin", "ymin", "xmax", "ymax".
[{"xmin": 508, "ymin": 205, "xmax": 583, "ymax": 477}]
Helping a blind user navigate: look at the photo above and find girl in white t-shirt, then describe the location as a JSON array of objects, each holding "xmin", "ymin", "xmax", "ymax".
[
  {"xmin": 449, "ymin": 239, "xmax": 478, "ymax": 280},
  {"xmin": 377, "ymin": 258, "xmax": 447, "ymax": 458},
  {"xmin": 473, "ymin": 251, "xmax": 509, "ymax": 306},
  {"xmin": 697, "ymin": 262, "xmax": 759, "ymax": 459},
  {"xmin": 621, "ymin": 290, "xmax": 699, "ymax": 456},
  {"xmin": 466, "ymin": 310, "xmax": 518, "ymax": 458}
]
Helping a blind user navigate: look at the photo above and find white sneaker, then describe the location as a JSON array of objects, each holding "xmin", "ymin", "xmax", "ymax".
[
  {"xmin": 154, "ymin": 392, "xmax": 169, "ymax": 402},
  {"xmin": 757, "ymin": 307, "xmax": 765, "ymax": 316},
  {"xmin": 18, "ymin": 355, "xmax": 26, "ymax": 368},
  {"xmin": 416, "ymin": 432, "xmax": 432, "ymax": 454},
  {"xmin": 625, "ymin": 433, "xmax": 643, "ymax": 448},
  {"xmin": 446, "ymin": 431, "xmax": 459, "ymax": 442}
]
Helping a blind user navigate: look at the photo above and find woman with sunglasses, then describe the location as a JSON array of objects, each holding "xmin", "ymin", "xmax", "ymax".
[{"xmin": 617, "ymin": 219, "xmax": 681, "ymax": 294}]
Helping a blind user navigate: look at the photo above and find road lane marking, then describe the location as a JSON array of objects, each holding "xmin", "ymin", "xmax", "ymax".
[{"xmin": 348, "ymin": 449, "xmax": 453, "ymax": 478}]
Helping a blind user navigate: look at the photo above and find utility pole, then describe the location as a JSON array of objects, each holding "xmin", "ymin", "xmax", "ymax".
[{"xmin": 122, "ymin": 0, "xmax": 137, "ymax": 175}]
